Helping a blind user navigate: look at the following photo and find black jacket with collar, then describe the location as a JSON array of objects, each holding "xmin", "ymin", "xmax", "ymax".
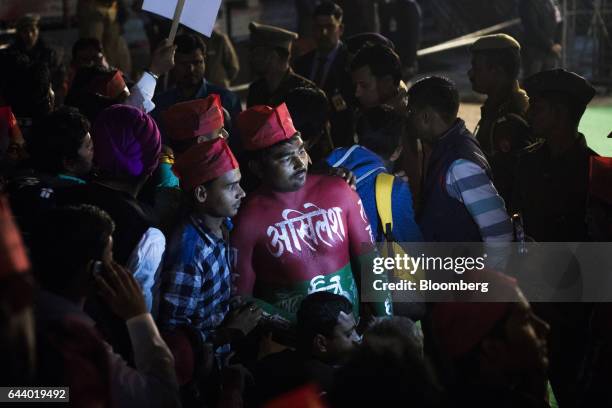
[{"xmin": 294, "ymin": 43, "xmax": 356, "ymax": 147}]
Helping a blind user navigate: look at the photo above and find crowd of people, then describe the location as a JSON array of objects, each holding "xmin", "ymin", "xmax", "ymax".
[{"xmin": 1, "ymin": 1, "xmax": 611, "ymax": 407}]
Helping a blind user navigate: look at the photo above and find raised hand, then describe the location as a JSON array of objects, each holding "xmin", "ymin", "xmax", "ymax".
[
  {"xmin": 149, "ymin": 39, "xmax": 177, "ymax": 78},
  {"xmin": 95, "ymin": 261, "xmax": 147, "ymax": 321}
]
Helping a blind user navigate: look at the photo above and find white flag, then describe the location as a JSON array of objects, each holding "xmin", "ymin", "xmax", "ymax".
[{"xmin": 142, "ymin": 0, "xmax": 222, "ymax": 37}]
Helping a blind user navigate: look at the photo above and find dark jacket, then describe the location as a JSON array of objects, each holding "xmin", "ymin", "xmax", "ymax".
[
  {"xmin": 294, "ymin": 43, "xmax": 356, "ymax": 147},
  {"xmin": 5, "ymin": 38, "xmax": 65, "ymax": 90},
  {"xmin": 418, "ymin": 120, "xmax": 491, "ymax": 242},
  {"xmin": 512, "ymin": 134, "xmax": 595, "ymax": 242},
  {"xmin": 6, "ymin": 171, "xmax": 86, "ymax": 237},
  {"xmin": 247, "ymin": 68, "xmax": 316, "ymax": 108}
]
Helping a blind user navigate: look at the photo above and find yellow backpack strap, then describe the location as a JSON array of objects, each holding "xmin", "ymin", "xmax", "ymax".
[{"xmin": 375, "ymin": 173, "xmax": 395, "ymax": 239}]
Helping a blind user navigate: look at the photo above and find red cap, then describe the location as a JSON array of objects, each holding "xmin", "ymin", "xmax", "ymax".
[
  {"xmin": 237, "ymin": 103, "xmax": 297, "ymax": 151},
  {"xmin": 162, "ymin": 95, "xmax": 224, "ymax": 141},
  {"xmin": 88, "ymin": 70, "xmax": 127, "ymax": 99},
  {"xmin": 173, "ymin": 137, "xmax": 239, "ymax": 191},
  {"xmin": 0, "ymin": 196, "xmax": 29, "ymax": 278},
  {"xmin": 431, "ymin": 270, "xmax": 519, "ymax": 358},
  {"xmin": 263, "ymin": 384, "xmax": 325, "ymax": 408},
  {"xmin": 0, "ymin": 106, "xmax": 17, "ymax": 129},
  {"xmin": 0, "ymin": 106, "xmax": 16, "ymax": 148},
  {"xmin": 590, "ymin": 156, "xmax": 612, "ymax": 205}
]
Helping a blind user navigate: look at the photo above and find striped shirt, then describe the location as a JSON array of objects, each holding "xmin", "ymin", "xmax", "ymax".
[{"xmin": 446, "ymin": 159, "xmax": 513, "ymax": 268}]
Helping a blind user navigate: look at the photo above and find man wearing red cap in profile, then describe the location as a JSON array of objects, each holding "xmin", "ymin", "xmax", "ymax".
[
  {"xmin": 159, "ymin": 138, "xmax": 262, "ymax": 357},
  {"xmin": 231, "ymin": 103, "xmax": 392, "ymax": 326},
  {"xmin": 430, "ymin": 270, "xmax": 551, "ymax": 407}
]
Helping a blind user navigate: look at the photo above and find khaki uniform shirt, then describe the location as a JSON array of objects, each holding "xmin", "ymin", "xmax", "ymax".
[
  {"xmin": 474, "ymin": 82, "xmax": 531, "ymax": 208},
  {"xmin": 247, "ymin": 68, "xmax": 316, "ymax": 108}
]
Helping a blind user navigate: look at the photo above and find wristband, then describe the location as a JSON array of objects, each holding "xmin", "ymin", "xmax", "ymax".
[{"xmin": 160, "ymin": 154, "xmax": 175, "ymax": 165}]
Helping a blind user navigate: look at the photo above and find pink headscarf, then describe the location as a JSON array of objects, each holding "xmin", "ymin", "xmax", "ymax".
[{"xmin": 92, "ymin": 105, "xmax": 161, "ymax": 178}]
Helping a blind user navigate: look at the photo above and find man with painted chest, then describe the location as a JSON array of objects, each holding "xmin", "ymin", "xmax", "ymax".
[{"xmin": 231, "ymin": 103, "xmax": 392, "ymax": 324}]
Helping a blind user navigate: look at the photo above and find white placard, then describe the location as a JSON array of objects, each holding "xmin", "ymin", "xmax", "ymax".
[{"xmin": 142, "ymin": 0, "xmax": 222, "ymax": 38}]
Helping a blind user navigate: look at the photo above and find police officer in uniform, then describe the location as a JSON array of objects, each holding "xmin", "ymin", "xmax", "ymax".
[
  {"xmin": 469, "ymin": 34, "xmax": 532, "ymax": 207},
  {"xmin": 513, "ymin": 69, "xmax": 596, "ymax": 242},
  {"xmin": 247, "ymin": 22, "xmax": 316, "ymax": 108},
  {"xmin": 512, "ymin": 69, "xmax": 597, "ymax": 407},
  {"xmin": 294, "ymin": 1, "xmax": 355, "ymax": 147}
]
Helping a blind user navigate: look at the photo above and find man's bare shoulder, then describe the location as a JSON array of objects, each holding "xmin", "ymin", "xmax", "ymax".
[
  {"xmin": 306, "ymin": 174, "xmax": 357, "ymax": 206},
  {"xmin": 308, "ymin": 173, "xmax": 352, "ymax": 191}
]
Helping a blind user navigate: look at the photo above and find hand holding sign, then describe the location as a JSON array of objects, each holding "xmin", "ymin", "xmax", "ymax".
[{"xmin": 142, "ymin": 0, "xmax": 223, "ymax": 41}]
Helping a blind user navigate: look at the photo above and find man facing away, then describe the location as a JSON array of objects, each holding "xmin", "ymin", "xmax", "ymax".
[
  {"xmin": 407, "ymin": 76, "xmax": 512, "ymax": 269},
  {"xmin": 326, "ymin": 105, "xmax": 422, "ymax": 243}
]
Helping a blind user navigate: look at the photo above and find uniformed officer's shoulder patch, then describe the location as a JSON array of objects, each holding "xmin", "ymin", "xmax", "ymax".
[
  {"xmin": 491, "ymin": 113, "xmax": 532, "ymax": 152},
  {"xmin": 494, "ymin": 113, "xmax": 528, "ymax": 127},
  {"xmin": 523, "ymin": 140, "xmax": 546, "ymax": 154},
  {"xmin": 15, "ymin": 176, "xmax": 42, "ymax": 188}
]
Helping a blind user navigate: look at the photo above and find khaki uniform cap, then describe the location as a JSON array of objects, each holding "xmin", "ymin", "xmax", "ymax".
[
  {"xmin": 470, "ymin": 34, "xmax": 521, "ymax": 52},
  {"xmin": 249, "ymin": 21, "xmax": 298, "ymax": 51}
]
